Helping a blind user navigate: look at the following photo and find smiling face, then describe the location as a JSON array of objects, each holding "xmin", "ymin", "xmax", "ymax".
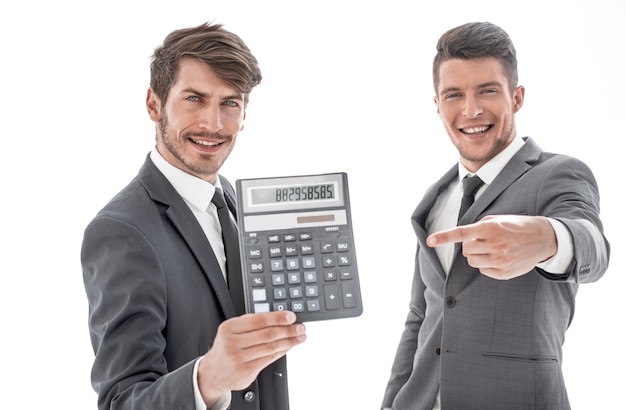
[
  {"xmin": 146, "ymin": 58, "xmax": 246, "ymax": 184},
  {"xmin": 434, "ymin": 57, "xmax": 525, "ymax": 172}
]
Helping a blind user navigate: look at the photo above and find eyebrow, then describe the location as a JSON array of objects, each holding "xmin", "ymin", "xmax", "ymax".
[
  {"xmin": 477, "ymin": 81, "xmax": 504, "ymax": 89},
  {"xmin": 439, "ymin": 86, "xmax": 462, "ymax": 96}
]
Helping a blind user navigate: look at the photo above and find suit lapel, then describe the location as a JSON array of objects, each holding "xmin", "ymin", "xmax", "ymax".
[
  {"xmin": 412, "ymin": 165, "xmax": 458, "ymax": 280},
  {"xmin": 138, "ymin": 156, "xmax": 238, "ymax": 318},
  {"xmin": 166, "ymin": 207, "xmax": 238, "ymax": 318},
  {"xmin": 219, "ymin": 175, "xmax": 238, "ymax": 217},
  {"xmin": 462, "ymin": 137, "xmax": 540, "ymax": 224}
]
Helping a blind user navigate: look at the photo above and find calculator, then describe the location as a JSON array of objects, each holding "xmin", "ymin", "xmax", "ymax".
[{"xmin": 235, "ymin": 173, "xmax": 363, "ymax": 322}]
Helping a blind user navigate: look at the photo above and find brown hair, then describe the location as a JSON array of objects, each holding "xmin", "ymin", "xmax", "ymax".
[
  {"xmin": 150, "ymin": 22, "xmax": 262, "ymax": 105},
  {"xmin": 433, "ymin": 22, "xmax": 518, "ymax": 93}
]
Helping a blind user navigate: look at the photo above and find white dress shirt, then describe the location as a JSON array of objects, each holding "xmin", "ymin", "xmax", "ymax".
[{"xmin": 150, "ymin": 149, "xmax": 232, "ymax": 410}]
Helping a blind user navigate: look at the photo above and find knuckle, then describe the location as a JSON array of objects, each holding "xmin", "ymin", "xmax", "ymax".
[
  {"xmin": 263, "ymin": 326, "xmax": 281, "ymax": 342},
  {"xmin": 265, "ymin": 341, "xmax": 277, "ymax": 354}
]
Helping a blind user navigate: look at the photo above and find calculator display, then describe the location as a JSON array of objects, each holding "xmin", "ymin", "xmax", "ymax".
[
  {"xmin": 236, "ymin": 172, "xmax": 363, "ymax": 323},
  {"xmin": 250, "ymin": 182, "xmax": 336, "ymax": 205},
  {"xmin": 240, "ymin": 174, "xmax": 345, "ymax": 214}
]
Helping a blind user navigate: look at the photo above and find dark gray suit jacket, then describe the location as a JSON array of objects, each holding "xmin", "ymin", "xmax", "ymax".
[
  {"xmin": 382, "ymin": 138, "xmax": 610, "ymax": 410},
  {"xmin": 82, "ymin": 155, "xmax": 288, "ymax": 410}
]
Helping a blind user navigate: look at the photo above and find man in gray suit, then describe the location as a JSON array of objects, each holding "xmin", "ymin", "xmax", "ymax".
[
  {"xmin": 381, "ymin": 22, "xmax": 609, "ymax": 410},
  {"xmin": 82, "ymin": 22, "xmax": 306, "ymax": 410}
]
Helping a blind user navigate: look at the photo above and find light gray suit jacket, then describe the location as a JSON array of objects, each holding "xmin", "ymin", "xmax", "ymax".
[
  {"xmin": 382, "ymin": 138, "xmax": 609, "ymax": 410},
  {"xmin": 82, "ymin": 155, "xmax": 288, "ymax": 410}
]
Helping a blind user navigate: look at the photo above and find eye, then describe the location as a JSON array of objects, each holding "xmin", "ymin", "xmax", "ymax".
[
  {"xmin": 223, "ymin": 100, "xmax": 240, "ymax": 108},
  {"xmin": 185, "ymin": 95, "xmax": 201, "ymax": 102},
  {"xmin": 444, "ymin": 92, "xmax": 462, "ymax": 100}
]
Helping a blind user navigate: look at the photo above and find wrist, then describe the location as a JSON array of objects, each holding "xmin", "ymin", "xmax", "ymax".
[{"xmin": 196, "ymin": 356, "xmax": 228, "ymax": 407}]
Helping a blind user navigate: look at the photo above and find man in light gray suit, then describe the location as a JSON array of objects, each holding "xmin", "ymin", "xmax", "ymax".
[
  {"xmin": 82, "ymin": 23, "xmax": 306, "ymax": 410},
  {"xmin": 381, "ymin": 22, "xmax": 609, "ymax": 410}
]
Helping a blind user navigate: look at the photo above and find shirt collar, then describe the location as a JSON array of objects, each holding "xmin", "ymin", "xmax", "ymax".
[
  {"xmin": 150, "ymin": 148, "xmax": 222, "ymax": 211},
  {"xmin": 458, "ymin": 136, "xmax": 526, "ymax": 184}
]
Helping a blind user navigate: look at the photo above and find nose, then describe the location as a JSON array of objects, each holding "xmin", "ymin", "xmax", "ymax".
[
  {"xmin": 462, "ymin": 95, "xmax": 483, "ymax": 119},
  {"xmin": 198, "ymin": 104, "xmax": 224, "ymax": 133}
]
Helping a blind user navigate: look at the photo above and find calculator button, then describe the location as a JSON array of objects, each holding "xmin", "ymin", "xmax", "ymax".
[
  {"xmin": 342, "ymin": 283, "xmax": 357, "ymax": 308},
  {"xmin": 307, "ymin": 299, "xmax": 321, "ymax": 312},
  {"xmin": 299, "ymin": 233, "xmax": 312, "ymax": 241},
  {"xmin": 273, "ymin": 302, "xmax": 288, "ymax": 311},
  {"xmin": 300, "ymin": 244, "xmax": 314, "ymax": 255},
  {"xmin": 291, "ymin": 301, "xmax": 305, "ymax": 312},
  {"xmin": 269, "ymin": 246, "xmax": 282, "ymax": 257},
  {"xmin": 272, "ymin": 274, "xmax": 285, "ymax": 285},
  {"xmin": 324, "ymin": 270, "xmax": 337, "ymax": 281},
  {"xmin": 250, "ymin": 263, "xmax": 264, "ymax": 273},
  {"xmin": 323, "ymin": 284, "xmax": 341, "ymax": 310},
  {"xmin": 305, "ymin": 285, "xmax": 319, "ymax": 297},
  {"xmin": 304, "ymin": 271, "xmax": 317, "ymax": 283},
  {"xmin": 336, "ymin": 241, "xmax": 350, "ymax": 252},
  {"xmin": 248, "ymin": 247, "xmax": 262, "ymax": 259},
  {"xmin": 302, "ymin": 256, "xmax": 315, "ymax": 269},
  {"xmin": 270, "ymin": 260, "xmax": 284, "ymax": 272},
  {"xmin": 288, "ymin": 272, "xmax": 301, "ymax": 284},
  {"xmin": 339, "ymin": 269, "xmax": 353, "ymax": 280},
  {"xmin": 284, "ymin": 246, "xmax": 298, "ymax": 256},
  {"xmin": 268, "ymin": 235, "xmax": 281, "ymax": 243},
  {"xmin": 338, "ymin": 255, "xmax": 351, "ymax": 266},
  {"xmin": 254, "ymin": 303, "xmax": 270, "ymax": 313},
  {"xmin": 274, "ymin": 288, "xmax": 287, "ymax": 300},
  {"xmin": 322, "ymin": 256, "xmax": 336, "ymax": 268},
  {"xmin": 252, "ymin": 289, "xmax": 267, "ymax": 302},
  {"xmin": 251, "ymin": 275, "xmax": 265, "ymax": 287},
  {"xmin": 283, "ymin": 234, "xmax": 297, "ymax": 242},
  {"xmin": 286, "ymin": 258, "xmax": 299, "ymax": 270},
  {"xmin": 320, "ymin": 243, "xmax": 334, "ymax": 253},
  {"xmin": 289, "ymin": 287, "xmax": 303, "ymax": 298}
]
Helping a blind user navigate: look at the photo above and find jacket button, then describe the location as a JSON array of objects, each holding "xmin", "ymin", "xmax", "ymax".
[
  {"xmin": 244, "ymin": 390, "xmax": 256, "ymax": 403},
  {"xmin": 445, "ymin": 296, "xmax": 456, "ymax": 308},
  {"xmin": 435, "ymin": 347, "xmax": 441, "ymax": 356}
]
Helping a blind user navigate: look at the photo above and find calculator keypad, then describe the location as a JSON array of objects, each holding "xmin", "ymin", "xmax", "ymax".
[{"xmin": 242, "ymin": 230, "xmax": 361, "ymax": 322}]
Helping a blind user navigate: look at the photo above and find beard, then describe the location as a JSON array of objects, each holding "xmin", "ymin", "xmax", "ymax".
[
  {"xmin": 157, "ymin": 111, "xmax": 234, "ymax": 179},
  {"xmin": 458, "ymin": 126, "xmax": 514, "ymax": 165}
]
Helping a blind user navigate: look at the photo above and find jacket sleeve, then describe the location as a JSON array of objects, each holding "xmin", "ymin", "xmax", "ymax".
[
  {"xmin": 381, "ymin": 245, "xmax": 427, "ymax": 408},
  {"xmin": 82, "ymin": 215, "xmax": 196, "ymax": 410},
  {"xmin": 532, "ymin": 155, "xmax": 610, "ymax": 284}
]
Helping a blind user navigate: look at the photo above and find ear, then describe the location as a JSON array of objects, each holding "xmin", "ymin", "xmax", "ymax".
[
  {"xmin": 513, "ymin": 85, "xmax": 525, "ymax": 113},
  {"xmin": 433, "ymin": 95, "xmax": 441, "ymax": 115},
  {"xmin": 146, "ymin": 87, "xmax": 161, "ymax": 122},
  {"xmin": 240, "ymin": 109, "xmax": 247, "ymax": 132}
]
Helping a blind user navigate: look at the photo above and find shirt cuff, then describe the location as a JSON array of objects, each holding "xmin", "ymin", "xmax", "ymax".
[
  {"xmin": 193, "ymin": 357, "xmax": 232, "ymax": 410},
  {"xmin": 536, "ymin": 218, "xmax": 574, "ymax": 274}
]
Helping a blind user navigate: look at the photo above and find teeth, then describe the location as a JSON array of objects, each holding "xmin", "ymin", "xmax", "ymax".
[
  {"xmin": 192, "ymin": 139, "xmax": 219, "ymax": 146},
  {"xmin": 463, "ymin": 126, "xmax": 489, "ymax": 134}
]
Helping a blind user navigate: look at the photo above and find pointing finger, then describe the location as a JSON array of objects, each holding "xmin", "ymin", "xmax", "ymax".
[{"xmin": 427, "ymin": 225, "xmax": 469, "ymax": 247}]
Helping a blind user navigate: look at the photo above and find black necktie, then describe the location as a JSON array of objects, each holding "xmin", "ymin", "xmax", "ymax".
[
  {"xmin": 458, "ymin": 174, "xmax": 484, "ymax": 223},
  {"xmin": 211, "ymin": 188, "xmax": 245, "ymax": 315}
]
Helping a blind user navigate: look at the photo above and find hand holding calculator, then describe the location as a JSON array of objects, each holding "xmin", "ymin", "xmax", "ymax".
[{"xmin": 236, "ymin": 173, "xmax": 363, "ymax": 322}]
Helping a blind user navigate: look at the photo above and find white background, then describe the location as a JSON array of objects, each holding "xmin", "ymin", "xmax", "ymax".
[{"xmin": 1, "ymin": 1, "xmax": 623, "ymax": 409}]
